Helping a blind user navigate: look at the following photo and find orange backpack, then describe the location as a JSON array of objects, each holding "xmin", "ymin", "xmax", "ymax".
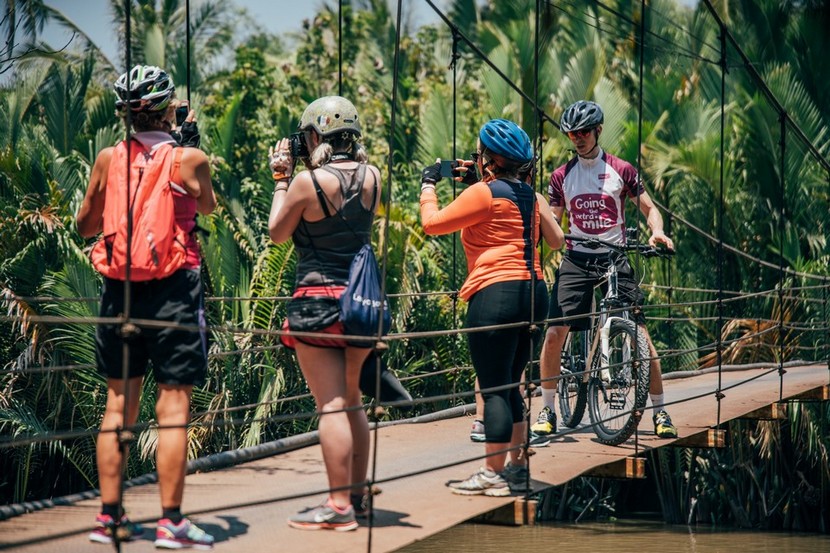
[{"xmin": 91, "ymin": 139, "xmax": 187, "ymax": 281}]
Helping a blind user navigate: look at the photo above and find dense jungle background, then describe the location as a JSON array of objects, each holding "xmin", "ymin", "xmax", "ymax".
[{"xmin": 0, "ymin": 0, "xmax": 828, "ymax": 531}]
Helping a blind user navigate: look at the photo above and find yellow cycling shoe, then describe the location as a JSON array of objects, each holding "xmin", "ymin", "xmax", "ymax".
[{"xmin": 653, "ymin": 409, "xmax": 678, "ymax": 438}]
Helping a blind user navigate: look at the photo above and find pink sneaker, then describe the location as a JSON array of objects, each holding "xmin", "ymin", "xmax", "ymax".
[
  {"xmin": 88, "ymin": 513, "xmax": 143, "ymax": 544},
  {"xmin": 155, "ymin": 517, "xmax": 214, "ymax": 549}
]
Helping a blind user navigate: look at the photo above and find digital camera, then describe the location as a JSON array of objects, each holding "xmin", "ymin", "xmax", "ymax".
[
  {"xmin": 440, "ymin": 160, "xmax": 459, "ymax": 178},
  {"xmin": 289, "ymin": 132, "xmax": 310, "ymax": 159}
]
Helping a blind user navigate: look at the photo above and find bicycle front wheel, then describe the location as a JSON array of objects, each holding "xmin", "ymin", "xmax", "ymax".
[
  {"xmin": 587, "ymin": 318, "xmax": 651, "ymax": 446},
  {"xmin": 558, "ymin": 331, "xmax": 588, "ymax": 428}
]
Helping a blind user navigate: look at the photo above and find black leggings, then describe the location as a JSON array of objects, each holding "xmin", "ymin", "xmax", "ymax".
[{"xmin": 466, "ymin": 280, "xmax": 549, "ymax": 443}]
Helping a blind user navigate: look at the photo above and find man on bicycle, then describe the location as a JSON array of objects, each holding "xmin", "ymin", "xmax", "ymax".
[{"xmin": 532, "ymin": 100, "xmax": 678, "ymax": 440}]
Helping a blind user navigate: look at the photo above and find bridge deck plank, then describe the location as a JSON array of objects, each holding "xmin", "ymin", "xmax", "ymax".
[{"xmin": 0, "ymin": 364, "xmax": 826, "ymax": 552}]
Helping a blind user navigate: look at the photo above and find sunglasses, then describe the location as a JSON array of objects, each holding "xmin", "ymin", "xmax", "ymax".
[
  {"xmin": 566, "ymin": 128, "xmax": 595, "ymax": 139},
  {"xmin": 470, "ymin": 151, "xmax": 480, "ymax": 163}
]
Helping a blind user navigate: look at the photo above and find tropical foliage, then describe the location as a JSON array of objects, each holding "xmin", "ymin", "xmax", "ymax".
[{"xmin": 0, "ymin": 0, "xmax": 828, "ymax": 531}]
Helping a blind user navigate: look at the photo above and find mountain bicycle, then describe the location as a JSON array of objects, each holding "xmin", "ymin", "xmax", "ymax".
[{"xmin": 556, "ymin": 233, "xmax": 674, "ymax": 445}]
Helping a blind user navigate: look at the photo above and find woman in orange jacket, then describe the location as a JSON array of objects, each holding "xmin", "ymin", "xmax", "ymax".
[{"xmin": 419, "ymin": 119, "xmax": 564, "ymax": 495}]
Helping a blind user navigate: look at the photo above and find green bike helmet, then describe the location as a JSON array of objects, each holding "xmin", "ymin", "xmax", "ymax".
[
  {"xmin": 299, "ymin": 96, "xmax": 361, "ymax": 138},
  {"xmin": 114, "ymin": 65, "xmax": 175, "ymax": 113}
]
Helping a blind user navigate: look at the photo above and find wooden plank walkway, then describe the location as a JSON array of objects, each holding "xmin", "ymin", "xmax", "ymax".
[{"xmin": 0, "ymin": 363, "xmax": 827, "ymax": 552}]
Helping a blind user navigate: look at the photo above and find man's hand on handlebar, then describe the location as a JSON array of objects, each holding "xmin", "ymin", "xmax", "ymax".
[
  {"xmin": 564, "ymin": 233, "xmax": 674, "ymax": 258},
  {"xmin": 649, "ymin": 229, "xmax": 674, "ymax": 251}
]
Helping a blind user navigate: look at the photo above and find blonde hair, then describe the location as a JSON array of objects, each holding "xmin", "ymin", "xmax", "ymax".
[{"xmin": 309, "ymin": 134, "xmax": 368, "ymax": 168}]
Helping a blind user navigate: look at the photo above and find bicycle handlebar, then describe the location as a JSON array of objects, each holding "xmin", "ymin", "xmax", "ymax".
[{"xmin": 563, "ymin": 234, "xmax": 675, "ymax": 259}]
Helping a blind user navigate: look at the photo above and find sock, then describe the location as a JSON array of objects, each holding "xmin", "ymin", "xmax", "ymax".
[
  {"xmin": 650, "ymin": 393, "xmax": 664, "ymax": 415},
  {"xmin": 102, "ymin": 503, "xmax": 121, "ymax": 520},
  {"xmin": 327, "ymin": 498, "xmax": 351, "ymax": 514},
  {"xmin": 541, "ymin": 388, "xmax": 557, "ymax": 412},
  {"xmin": 163, "ymin": 507, "xmax": 183, "ymax": 524}
]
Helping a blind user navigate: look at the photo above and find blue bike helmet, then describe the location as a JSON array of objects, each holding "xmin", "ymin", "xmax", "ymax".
[{"xmin": 479, "ymin": 119, "xmax": 533, "ymax": 164}]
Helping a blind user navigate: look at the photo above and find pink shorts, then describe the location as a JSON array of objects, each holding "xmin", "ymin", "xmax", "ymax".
[{"xmin": 280, "ymin": 286, "xmax": 348, "ymax": 349}]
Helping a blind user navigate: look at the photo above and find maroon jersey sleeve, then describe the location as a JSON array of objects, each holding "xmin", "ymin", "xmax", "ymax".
[
  {"xmin": 548, "ymin": 164, "xmax": 567, "ymax": 207},
  {"xmin": 607, "ymin": 154, "xmax": 645, "ymax": 198}
]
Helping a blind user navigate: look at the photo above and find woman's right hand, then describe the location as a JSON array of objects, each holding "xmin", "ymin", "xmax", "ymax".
[{"xmin": 420, "ymin": 161, "xmax": 442, "ymax": 185}]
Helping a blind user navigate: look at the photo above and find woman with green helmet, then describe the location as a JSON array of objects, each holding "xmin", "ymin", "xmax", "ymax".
[{"xmin": 267, "ymin": 96, "xmax": 381, "ymax": 531}]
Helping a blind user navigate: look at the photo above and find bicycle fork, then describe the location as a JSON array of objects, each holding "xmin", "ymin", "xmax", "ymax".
[
  {"xmin": 595, "ymin": 317, "xmax": 627, "ymax": 382},
  {"xmin": 586, "ymin": 316, "xmax": 632, "ymax": 411}
]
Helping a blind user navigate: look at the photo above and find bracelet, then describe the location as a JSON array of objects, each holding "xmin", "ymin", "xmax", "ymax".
[
  {"xmin": 272, "ymin": 172, "xmax": 291, "ymax": 181},
  {"xmin": 274, "ymin": 183, "xmax": 289, "ymax": 193},
  {"xmin": 420, "ymin": 183, "xmax": 436, "ymax": 193}
]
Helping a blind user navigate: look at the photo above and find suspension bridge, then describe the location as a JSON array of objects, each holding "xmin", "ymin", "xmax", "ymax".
[{"xmin": 0, "ymin": 361, "xmax": 826, "ymax": 552}]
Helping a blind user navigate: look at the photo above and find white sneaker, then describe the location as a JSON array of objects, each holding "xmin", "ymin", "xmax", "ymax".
[{"xmin": 447, "ymin": 468, "xmax": 510, "ymax": 497}]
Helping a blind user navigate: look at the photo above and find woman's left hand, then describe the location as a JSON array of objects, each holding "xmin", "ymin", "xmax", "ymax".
[
  {"xmin": 454, "ymin": 159, "xmax": 478, "ymax": 185},
  {"xmin": 269, "ymin": 138, "xmax": 293, "ymax": 177}
]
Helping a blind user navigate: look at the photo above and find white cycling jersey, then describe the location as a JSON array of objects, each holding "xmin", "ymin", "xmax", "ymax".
[{"xmin": 548, "ymin": 148, "xmax": 644, "ymax": 254}]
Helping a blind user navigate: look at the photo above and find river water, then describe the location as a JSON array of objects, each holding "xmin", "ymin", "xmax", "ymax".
[{"xmin": 398, "ymin": 520, "xmax": 830, "ymax": 552}]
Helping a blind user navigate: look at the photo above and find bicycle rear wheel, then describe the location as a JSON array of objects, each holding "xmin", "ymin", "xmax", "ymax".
[
  {"xmin": 558, "ymin": 330, "xmax": 588, "ymax": 428},
  {"xmin": 587, "ymin": 318, "xmax": 651, "ymax": 445}
]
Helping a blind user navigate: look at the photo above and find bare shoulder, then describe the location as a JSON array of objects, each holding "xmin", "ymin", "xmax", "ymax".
[
  {"xmin": 366, "ymin": 164, "xmax": 381, "ymax": 180},
  {"xmin": 290, "ymin": 170, "xmax": 315, "ymax": 195},
  {"xmin": 89, "ymin": 147, "xmax": 116, "ymax": 187},
  {"xmin": 93, "ymin": 146, "xmax": 115, "ymax": 169},
  {"xmin": 98, "ymin": 146, "xmax": 115, "ymax": 158},
  {"xmin": 180, "ymin": 146, "xmax": 209, "ymax": 166}
]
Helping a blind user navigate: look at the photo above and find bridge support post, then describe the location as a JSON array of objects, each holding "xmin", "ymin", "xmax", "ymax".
[
  {"xmin": 785, "ymin": 384, "xmax": 829, "ymax": 402},
  {"xmin": 472, "ymin": 498, "xmax": 538, "ymax": 526},
  {"xmin": 583, "ymin": 457, "xmax": 646, "ymax": 479},
  {"xmin": 740, "ymin": 402, "xmax": 787, "ymax": 420},
  {"xmin": 673, "ymin": 429, "xmax": 726, "ymax": 448}
]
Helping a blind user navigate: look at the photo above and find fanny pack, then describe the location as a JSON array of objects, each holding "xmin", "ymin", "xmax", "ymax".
[{"xmin": 286, "ymin": 295, "xmax": 340, "ymax": 332}]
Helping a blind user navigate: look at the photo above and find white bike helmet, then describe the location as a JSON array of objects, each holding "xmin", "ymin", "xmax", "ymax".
[{"xmin": 299, "ymin": 96, "xmax": 361, "ymax": 138}]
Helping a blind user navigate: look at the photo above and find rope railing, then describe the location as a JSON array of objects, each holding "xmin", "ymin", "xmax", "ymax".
[
  {"xmin": 11, "ymin": 280, "xmax": 827, "ymax": 308},
  {"xmin": 0, "ymin": 319, "xmax": 797, "ymax": 451},
  {"xmin": 4, "ymin": 287, "xmax": 828, "ymax": 360}
]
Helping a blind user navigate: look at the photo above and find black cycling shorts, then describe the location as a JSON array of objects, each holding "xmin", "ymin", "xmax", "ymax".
[
  {"xmin": 547, "ymin": 250, "xmax": 645, "ymax": 330},
  {"xmin": 96, "ymin": 269, "xmax": 208, "ymax": 385}
]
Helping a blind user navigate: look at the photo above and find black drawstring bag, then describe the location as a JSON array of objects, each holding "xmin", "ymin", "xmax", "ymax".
[
  {"xmin": 286, "ymin": 295, "xmax": 340, "ymax": 332},
  {"xmin": 359, "ymin": 351, "xmax": 412, "ymax": 410}
]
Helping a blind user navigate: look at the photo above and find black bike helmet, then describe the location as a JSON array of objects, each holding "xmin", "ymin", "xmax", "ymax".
[
  {"xmin": 560, "ymin": 101, "xmax": 604, "ymax": 133},
  {"xmin": 114, "ymin": 65, "xmax": 175, "ymax": 113}
]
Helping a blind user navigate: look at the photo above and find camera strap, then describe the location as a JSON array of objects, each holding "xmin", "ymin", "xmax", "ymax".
[{"xmin": 330, "ymin": 152, "xmax": 355, "ymax": 162}]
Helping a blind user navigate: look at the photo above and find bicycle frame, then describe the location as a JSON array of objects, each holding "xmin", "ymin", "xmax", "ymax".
[
  {"xmin": 557, "ymin": 232, "xmax": 672, "ymax": 443},
  {"xmin": 578, "ymin": 256, "xmax": 631, "ymax": 385}
]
